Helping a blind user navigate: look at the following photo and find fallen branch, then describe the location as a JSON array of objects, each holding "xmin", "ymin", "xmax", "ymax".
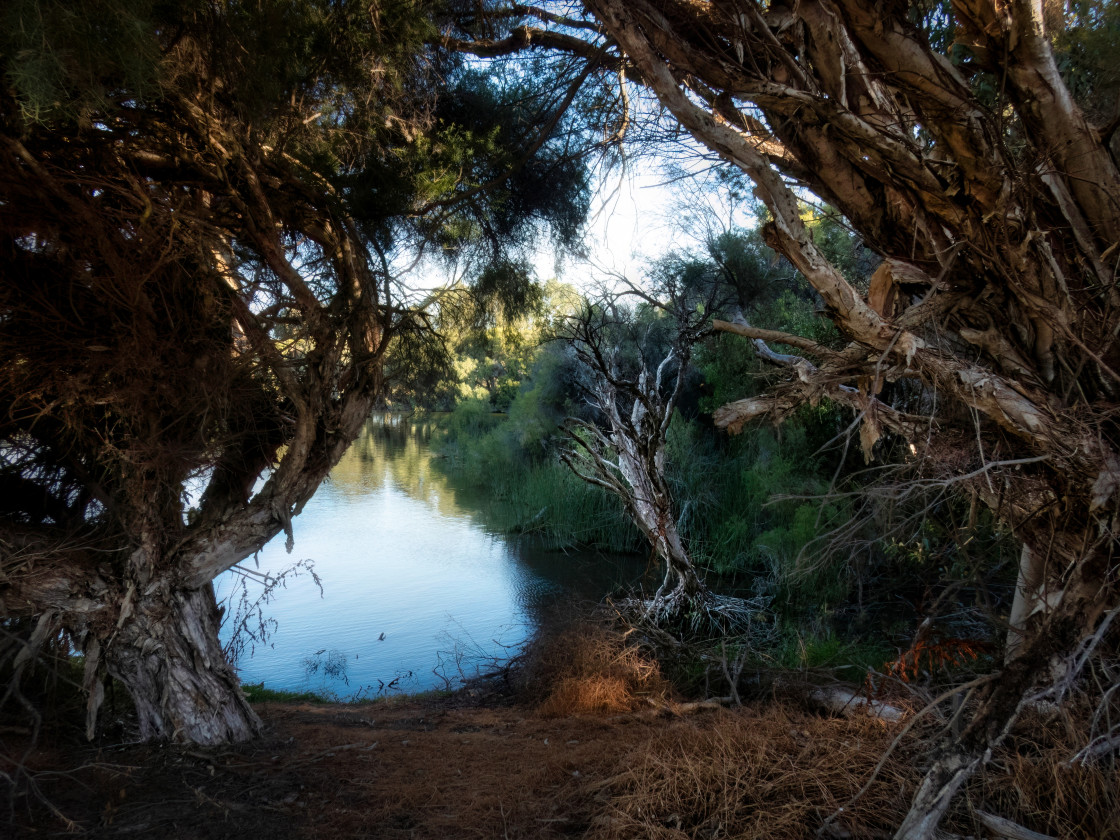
[
  {"xmin": 975, "ymin": 810, "xmax": 1057, "ymax": 840},
  {"xmin": 631, "ymin": 696, "xmax": 734, "ymax": 719},
  {"xmin": 1068, "ymin": 730, "xmax": 1120, "ymax": 765},
  {"xmin": 808, "ymin": 686, "xmax": 905, "ymax": 722}
]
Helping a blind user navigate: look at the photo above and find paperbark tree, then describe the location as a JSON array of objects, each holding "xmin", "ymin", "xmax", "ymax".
[
  {"xmin": 560, "ymin": 296, "xmax": 711, "ymax": 624},
  {"xmin": 0, "ymin": 1, "xmax": 591, "ymax": 744},
  {"xmin": 457, "ymin": 1, "xmax": 1120, "ymax": 836}
]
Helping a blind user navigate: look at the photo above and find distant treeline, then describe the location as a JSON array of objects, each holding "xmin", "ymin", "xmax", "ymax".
[{"xmin": 423, "ymin": 222, "xmax": 1016, "ymax": 673}]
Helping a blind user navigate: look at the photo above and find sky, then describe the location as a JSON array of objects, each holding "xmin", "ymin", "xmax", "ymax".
[
  {"xmin": 533, "ymin": 156, "xmax": 757, "ymax": 293},
  {"xmin": 406, "ymin": 152, "xmax": 754, "ymax": 299},
  {"xmin": 540, "ymin": 164, "xmax": 679, "ymax": 285}
]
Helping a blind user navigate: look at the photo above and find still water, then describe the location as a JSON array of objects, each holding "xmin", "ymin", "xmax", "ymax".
[{"xmin": 215, "ymin": 415, "xmax": 647, "ymax": 698}]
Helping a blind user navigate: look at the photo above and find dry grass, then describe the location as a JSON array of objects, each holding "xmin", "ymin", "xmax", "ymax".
[
  {"xmin": 583, "ymin": 706, "xmax": 912, "ymax": 840},
  {"xmin": 538, "ymin": 674, "xmax": 634, "ymax": 716},
  {"xmin": 6, "ymin": 690, "xmax": 1119, "ymax": 839},
  {"xmin": 971, "ymin": 707, "xmax": 1120, "ymax": 839},
  {"xmin": 519, "ymin": 619, "xmax": 671, "ymax": 717},
  {"xmin": 5, "ymin": 618, "xmax": 1118, "ymax": 839}
]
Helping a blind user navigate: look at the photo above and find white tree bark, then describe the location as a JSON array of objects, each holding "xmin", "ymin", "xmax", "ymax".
[
  {"xmin": 102, "ymin": 584, "xmax": 261, "ymax": 744},
  {"xmin": 561, "ymin": 305, "xmax": 710, "ymax": 620},
  {"xmin": 1006, "ymin": 544, "xmax": 1045, "ymax": 663}
]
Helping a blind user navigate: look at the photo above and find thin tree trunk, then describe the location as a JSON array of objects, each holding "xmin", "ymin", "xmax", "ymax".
[
  {"xmin": 563, "ymin": 340, "xmax": 712, "ymax": 622},
  {"xmin": 1006, "ymin": 543, "xmax": 1043, "ymax": 663},
  {"xmin": 653, "ymin": 520, "xmax": 705, "ymax": 605},
  {"xmin": 613, "ymin": 428, "xmax": 708, "ymax": 617}
]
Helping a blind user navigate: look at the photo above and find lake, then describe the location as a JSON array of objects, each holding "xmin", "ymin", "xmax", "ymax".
[{"xmin": 215, "ymin": 414, "xmax": 649, "ymax": 698}]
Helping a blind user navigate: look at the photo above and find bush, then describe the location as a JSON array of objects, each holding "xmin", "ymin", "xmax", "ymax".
[{"xmin": 515, "ymin": 619, "xmax": 670, "ymax": 716}]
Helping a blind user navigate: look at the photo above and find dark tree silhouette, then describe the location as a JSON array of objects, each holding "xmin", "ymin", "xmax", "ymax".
[
  {"xmin": 454, "ymin": 2, "xmax": 1120, "ymax": 835},
  {"xmin": 0, "ymin": 1, "xmax": 592, "ymax": 744}
]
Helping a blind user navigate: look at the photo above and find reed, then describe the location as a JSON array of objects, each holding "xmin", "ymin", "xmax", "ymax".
[{"xmin": 430, "ymin": 401, "xmax": 643, "ymax": 553}]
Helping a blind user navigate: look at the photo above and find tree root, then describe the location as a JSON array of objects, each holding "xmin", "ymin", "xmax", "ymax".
[{"xmin": 614, "ymin": 589, "xmax": 775, "ymax": 638}]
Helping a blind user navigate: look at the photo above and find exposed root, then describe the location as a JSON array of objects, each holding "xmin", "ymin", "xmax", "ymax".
[{"xmin": 613, "ymin": 589, "xmax": 776, "ymax": 639}]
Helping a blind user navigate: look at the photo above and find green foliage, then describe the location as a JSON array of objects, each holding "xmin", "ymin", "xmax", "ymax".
[
  {"xmin": 1, "ymin": 0, "xmax": 437, "ymax": 128},
  {"xmin": 705, "ymin": 227, "xmax": 783, "ymax": 309},
  {"xmin": 1, "ymin": 0, "xmax": 168, "ymax": 123},
  {"xmin": 1051, "ymin": 0, "xmax": 1120, "ymax": 120},
  {"xmin": 662, "ymin": 406, "xmax": 850, "ymax": 607},
  {"xmin": 411, "ymin": 68, "xmax": 592, "ymax": 255},
  {"xmin": 471, "ymin": 258, "xmax": 545, "ymax": 325},
  {"xmin": 805, "ymin": 207, "xmax": 875, "ymax": 287},
  {"xmin": 688, "ymin": 252, "xmax": 851, "ymax": 596},
  {"xmin": 430, "ymin": 355, "xmax": 645, "ymax": 553},
  {"xmin": 673, "ymin": 219, "xmax": 862, "ymax": 611},
  {"xmin": 696, "ymin": 332, "xmax": 761, "ymax": 411},
  {"xmin": 767, "ymin": 626, "xmax": 896, "ymax": 674},
  {"xmin": 1, "ymin": 2, "xmax": 588, "ymax": 263},
  {"xmin": 433, "ymin": 396, "xmax": 504, "ymax": 442},
  {"xmin": 427, "ymin": 223, "xmax": 862, "ymax": 610},
  {"xmin": 426, "ymin": 308, "xmax": 641, "ymax": 552},
  {"xmin": 427, "ymin": 211, "xmax": 1013, "ymax": 671},
  {"xmin": 411, "ymin": 279, "xmax": 580, "ymax": 411}
]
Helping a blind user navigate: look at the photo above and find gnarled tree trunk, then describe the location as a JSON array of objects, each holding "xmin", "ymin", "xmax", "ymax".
[
  {"xmin": 603, "ymin": 370, "xmax": 707, "ymax": 617},
  {"xmin": 559, "ymin": 300, "xmax": 713, "ymax": 624},
  {"xmin": 0, "ymin": 76, "xmax": 396, "ymax": 742},
  {"xmin": 98, "ymin": 583, "xmax": 260, "ymax": 744}
]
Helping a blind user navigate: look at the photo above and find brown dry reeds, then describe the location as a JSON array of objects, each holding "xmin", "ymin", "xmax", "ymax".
[
  {"xmin": 571, "ymin": 690, "xmax": 1119, "ymax": 839},
  {"xmin": 518, "ymin": 619, "xmax": 671, "ymax": 716},
  {"xmin": 972, "ymin": 707, "xmax": 1120, "ymax": 839},
  {"xmin": 583, "ymin": 706, "xmax": 913, "ymax": 840}
]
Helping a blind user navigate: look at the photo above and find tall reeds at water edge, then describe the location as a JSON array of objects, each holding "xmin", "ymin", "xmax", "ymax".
[{"xmin": 444, "ymin": 449, "xmax": 644, "ymax": 554}]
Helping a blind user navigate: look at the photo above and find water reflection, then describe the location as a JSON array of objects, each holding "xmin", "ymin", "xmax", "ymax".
[{"xmin": 216, "ymin": 414, "xmax": 648, "ymax": 697}]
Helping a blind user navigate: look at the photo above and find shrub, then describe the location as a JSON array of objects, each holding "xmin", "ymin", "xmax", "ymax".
[{"xmin": 517, "ymin": 620, "xmax": 670, "ymax": 716}]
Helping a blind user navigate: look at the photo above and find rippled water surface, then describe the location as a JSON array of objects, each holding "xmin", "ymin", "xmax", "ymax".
[{"xmin": 216, "ymin": 415, "xmax": 647, "ymax": 697}]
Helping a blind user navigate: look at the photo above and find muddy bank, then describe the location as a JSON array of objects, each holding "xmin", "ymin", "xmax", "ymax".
[{"xmin": 3, "ymin": 620, "xmax": 1116, "ymax": 839}]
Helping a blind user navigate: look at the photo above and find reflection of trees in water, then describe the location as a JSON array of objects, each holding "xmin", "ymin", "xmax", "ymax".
[
  {"xmin": 338, "ymin": 414, "xmax": 653, "ymax": 610},
  {"xmin": 328, "ymin": 414, "xmax": 467, "ymax": 521},
  {"xmin": 509, "ymin": 541, "xmax": 657, "ymax": 614}
]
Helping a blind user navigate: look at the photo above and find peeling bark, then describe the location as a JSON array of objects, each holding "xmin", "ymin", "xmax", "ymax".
[
  {"xmin": 1006, "ymin": 544, "xmax": 1044, "ymax": 663},
  {"xmin": 560, "ymin": 302, "xmax": 712, "ymax": 624},
  {"xmin": 101, "ymin": 584, "xmax": 261, "ymax": 744},
  {"xmin": 523, "ymin": 1, "xmax": 1120, "ymax": 836}
]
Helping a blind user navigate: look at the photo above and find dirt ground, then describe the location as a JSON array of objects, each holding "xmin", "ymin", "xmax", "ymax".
[
  {"xmin": 3, "ymin": 648, "xmax": 1117, "ymax": 840},
  {"xmin": 2, "ymin": 685, "xmax": 909, "ymax": 840}
]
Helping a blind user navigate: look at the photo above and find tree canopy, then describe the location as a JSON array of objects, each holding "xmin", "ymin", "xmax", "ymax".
[{"xmin": 0, "ymin": 0, "xmax": 593, "ymax": 744}]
